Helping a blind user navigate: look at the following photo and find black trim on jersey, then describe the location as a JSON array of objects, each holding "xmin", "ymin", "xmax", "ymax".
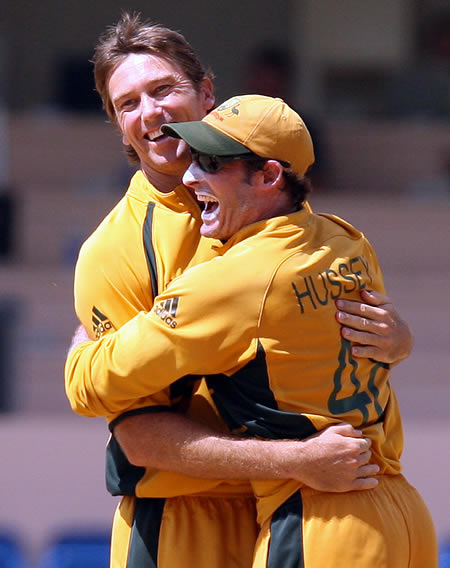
[
  {"xmin": 268, "ymin": 492, "xmax": 304, "ymax": 568},
  {"xmin": 92, "ymin": 306, "xmax": 109, "ymax": 321},
  {"xmin": 127, "ymin": 498, "xmax": 165, "ymax": 568},
  {"xmin": 108, "ymin": 375, "xmax": 199, "ymax": 434},
  {"xmin": 108, "ymin": 405, "xmax": 172, "ymax": 432},
  {"xmin": 169, "ymin": 374, "xmax": 199, "ymax": 406},
  {"xmin": 143, "ymin": 202, "xmax": 158, "ymax": 297},
  {"xmin": 106, "ymin": 378, "xmax": 197, "ymax": 497},
  {"xmin": 105, "ymin": 436, "xmax": 146, "ymax": 496},
  {"xmin": 207, "ymin": 342, "xmax": 318, "ymax": 440}
]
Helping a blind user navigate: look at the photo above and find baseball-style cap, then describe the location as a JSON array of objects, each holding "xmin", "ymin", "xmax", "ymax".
[{"xmin": 162, "ymin": 94, "xmax": 315, "ymax": 177}]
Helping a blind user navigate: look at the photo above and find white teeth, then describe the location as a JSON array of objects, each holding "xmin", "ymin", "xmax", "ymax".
[
  {"xmin": 147, "ymin": 127, "xmax": 163, "ymax": 141},
  {"xmin": 196, "ymin": 194, "xmax": 218, "ymax": 203}
]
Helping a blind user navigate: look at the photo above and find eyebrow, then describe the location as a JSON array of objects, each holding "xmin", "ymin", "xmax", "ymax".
[
  {"xmin": 112, "ymin": 91, "xmax": 134, "ymax": 108},
  {"xmin": 112, "ymin": 72, "xmax": 177, "ymax": 107}
]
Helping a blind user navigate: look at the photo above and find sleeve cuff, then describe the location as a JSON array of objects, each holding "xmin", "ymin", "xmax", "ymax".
[{"xmin": 108, "ymin": 405, "xmax": 172, "ymax": 432}]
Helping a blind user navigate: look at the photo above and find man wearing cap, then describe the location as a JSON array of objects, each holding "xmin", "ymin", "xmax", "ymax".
[
  {"xmin": 66, "ymin": 94, "xmax": 437, "ymax": 567},
  {"xmin": 66, "ymin": 14, "xmax": 417, "ymax": 568}
]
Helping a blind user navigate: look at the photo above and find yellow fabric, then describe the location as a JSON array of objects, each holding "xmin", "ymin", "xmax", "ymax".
[
  {"xmin": 74, "ymin": 169, "xmax": 217, "ymax": 340},
  {"xmin": 159, "ymin": 495, "xmax": 258, "ymax": 568},
  {"xmin": 70, "ymin": 169, "xmax": 252, "ymax": 499},
  {"xmin": 255, "ymin": 475, "xmax": 438, "ymax": 568},
  {"xmin": 68, "ymin": 191, "xmax": 437, "ymax": 565},
  {"xmin": 67, "ymin": 205, "xmax": 409, "ymax": 524},
  {"xmin": 112, "ymin": 495, "xmax": 258, "ymax": 568},
  {"xmin": 204, "ymin": 95, "xmax": 314, "ymax": 176},
  {"xmin": 110, "ymin": 498, "xmax": 134, "ymax": 568}
]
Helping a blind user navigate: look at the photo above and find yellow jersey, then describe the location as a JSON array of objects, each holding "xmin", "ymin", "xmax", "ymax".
[
  {"xmin": 67, "ymin": 205, "xmax": 403, "ymax": 521},
  {"xmin": 72, "ymin": 170, "xmax": 249, "ymax": 498}
]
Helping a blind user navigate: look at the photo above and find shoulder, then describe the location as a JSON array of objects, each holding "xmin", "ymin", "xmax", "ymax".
[{"xmin": 159, "ymin": 242, "xmax": 274, "ymax": 319}]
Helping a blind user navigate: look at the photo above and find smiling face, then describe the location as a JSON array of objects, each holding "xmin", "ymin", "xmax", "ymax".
[
  {"xmin": 182, "ymin": 157, "xmax": 297, "ymax": 241},
  {"xmin": 182, "ymin": 160, "xmax": 258, "ymax": 240},
  {"xmin": 108, "ymin": 53, "xmax": 214, "ymax": 192}
]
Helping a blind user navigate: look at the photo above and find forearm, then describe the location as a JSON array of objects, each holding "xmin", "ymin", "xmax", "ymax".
[
  {"xmin": 113, "ymin": 412, "xmax": 379, "ymax": 492},
  {"xmin": 114, "ymin": 411, "xmax": 293, "ymax": 479}
]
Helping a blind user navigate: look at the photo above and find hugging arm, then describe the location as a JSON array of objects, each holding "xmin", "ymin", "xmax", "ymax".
[{"xmin": 113, "ymin": 412, "xmax": 379, "ymax": 492}]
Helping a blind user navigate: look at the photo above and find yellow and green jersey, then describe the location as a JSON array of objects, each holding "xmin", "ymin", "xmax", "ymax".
[
  {"xmin": 72, "ymin": 170, "xmax": 248, "ymax": 498},
  {"xmin": 67, "ymin": 205, "xmax": 403, "ymax": 522}
]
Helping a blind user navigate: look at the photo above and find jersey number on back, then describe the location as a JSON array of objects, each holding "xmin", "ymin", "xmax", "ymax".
[{"xmin": 328, "ymin": 338, "xmax": 387, "ymax": 425}]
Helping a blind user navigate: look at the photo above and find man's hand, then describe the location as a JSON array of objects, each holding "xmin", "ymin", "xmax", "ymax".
[
  {"xmin": 288, "ymin": 423, "xmax": 379, "ymax": 492},
  {"xmin": 335, "ymin": 289, "xmax": 413, "ymax": 364},
  {"xmin": 68, "ymin": 324, "xmax": 91, "ymax": 355}
]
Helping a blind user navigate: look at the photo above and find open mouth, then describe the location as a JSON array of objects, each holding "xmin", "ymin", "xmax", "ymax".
[
  {"xmin": 196, "ymin": 194, "xmax": 219, "ymax": 218},
  {"xmin": 145, "ymin": 127, "xmax": 166, "ymax": 142}
]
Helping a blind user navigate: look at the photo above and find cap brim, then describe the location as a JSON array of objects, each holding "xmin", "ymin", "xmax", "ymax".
[{"xmin": 161, "ymin": 121, "xmax": 252, "ymax": 156}]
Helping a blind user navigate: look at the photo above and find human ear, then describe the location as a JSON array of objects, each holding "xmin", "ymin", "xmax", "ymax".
[
  {"xmin": 199, "ymin": 77, "xmax": 215, "ymax": 113},
  {"xmin": 262, "ymin": 160, "xmax": 284, "ymax": 188}
]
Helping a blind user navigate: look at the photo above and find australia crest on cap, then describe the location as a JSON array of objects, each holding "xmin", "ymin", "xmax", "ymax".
[{"xmin": 210, "ymin": 97, "xmax": 241, "ymax": 122}]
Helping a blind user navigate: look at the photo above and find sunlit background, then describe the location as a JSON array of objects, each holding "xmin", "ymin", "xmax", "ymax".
[{"xmin": 0, "ymin": 1, "xmax": 449, "ymax": 566}]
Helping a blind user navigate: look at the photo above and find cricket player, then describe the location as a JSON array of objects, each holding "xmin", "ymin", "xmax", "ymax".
[
  {"xmin": 67, "ymin": 12, "xmax": 415, "ymax": 568},
  {"xmin": 66, "ymin": 94, "xmax": 437, "ymax": 567}
]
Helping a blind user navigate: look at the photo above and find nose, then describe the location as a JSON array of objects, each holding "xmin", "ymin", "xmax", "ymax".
[
  {"xmin": 140, "ymin": 94, "xmax": 161, "ymax": 122},
  {"xmin": 182, "ymin": 160, "xmax": 203, "ymax": 188}
]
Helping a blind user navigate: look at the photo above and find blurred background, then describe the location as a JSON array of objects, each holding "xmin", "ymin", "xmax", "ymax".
[{"xmin": 0, "ymin": 0, "xmax": 449, "ymax": 566}]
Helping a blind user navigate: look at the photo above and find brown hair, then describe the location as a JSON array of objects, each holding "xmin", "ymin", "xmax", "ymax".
[
  {"xmin": 282, "ymin": 168, "xmax": 312, "ymax": 210},
  {"xmin": 93, "ymin": 12, "xmax": 215, "ymax": 162},
  {"xmin": 244, "ymin": 160, "xmax": 312, "ymax": 210}
]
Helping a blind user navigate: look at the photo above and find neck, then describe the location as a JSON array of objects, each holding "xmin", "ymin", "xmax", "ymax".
[
  {"xmin": 141, "ymin": 167, "xmax": 183, "ymax": 193},
  {"xmin": 260, "ymin": 190, "xmax": 298, "ymax": 221}
]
